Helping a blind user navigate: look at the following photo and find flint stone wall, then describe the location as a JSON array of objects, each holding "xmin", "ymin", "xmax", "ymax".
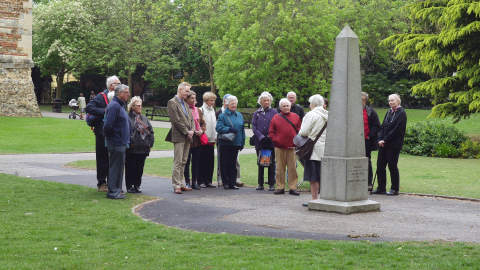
[{"xmin": 0, "ymin": 0, "xmax": 40, "ymax": 117}]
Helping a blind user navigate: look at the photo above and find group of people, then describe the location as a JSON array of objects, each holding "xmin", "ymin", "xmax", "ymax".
[
  {"xmin": 86, "ymin": 76, "xmax": 154, "ymax": 199},
  {"xmin": 86, "ymin": 76, "xmax": 407, "ymax": 202}
]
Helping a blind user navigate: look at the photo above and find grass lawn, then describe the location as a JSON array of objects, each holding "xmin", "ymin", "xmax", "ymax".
[
  {"xmin": 0, "ymin": 117, "xmax": 172, "ymax": 154},
  {"xmin": 68, "ymin": 151, "xmax": 480, "ymax": 199},
  {"xmin": 1, "ymin": 173, "xmax": 479, "ymax": 269}
]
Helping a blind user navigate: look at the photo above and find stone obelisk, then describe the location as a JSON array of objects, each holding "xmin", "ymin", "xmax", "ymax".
[
  {"xmin": 0, "ymin": 0, "xmax": 40, "ymax": 117},
  {"xmin": 308, "ymin": 26, "xmax": 380, "ymax": 214}
]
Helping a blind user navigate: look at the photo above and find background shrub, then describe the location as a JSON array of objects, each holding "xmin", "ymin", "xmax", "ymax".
[
  {"xmin": 460, "ymin": 140, "xmax": 480, "ymax": 159},
  {"xmin": 402, "ymin": 121, "xmax": 467, "ymax": 157}
]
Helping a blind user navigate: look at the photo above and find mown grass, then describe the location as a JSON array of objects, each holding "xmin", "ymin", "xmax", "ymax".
[
  {"xmin": 0, "ymin": 117, "xmax": 171, "ymax": 154},
  {"xmin": 1, "ymin": 173, "xmax": 479, "ymax": 269},
  {"xmin": 69, "ymin": 151, "xmax": 480, "ymax": 199}
]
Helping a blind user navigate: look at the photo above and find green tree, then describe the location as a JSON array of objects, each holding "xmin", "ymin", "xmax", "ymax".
[
  {"xmin": 33, "ymin": 0, "xmax": 94, "ymax": 100},
  {"xmin": 383, "ymin": 0, "xmax": 480, "ymax": 121},
  {"xmin": 213, "ymin": 0, "xmax": 338, "ymax": 107}
]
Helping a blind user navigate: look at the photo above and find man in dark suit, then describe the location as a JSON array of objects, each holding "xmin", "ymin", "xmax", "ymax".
[
  {"xmin": 374, "ymin": 93, "xmax": 407, "ymax": 196},
  {"xmin": 361, "ymin": 92, "xmax": 381, "ymax": 191},
  {"xmin": 85, "ymin": 75, "xmax": 120, "ymax": 192},
  {"xmin": 167, "ymin": 82, "xmax": 195, "ymax": 194},
  {"xmin": 286, "ymin": 91, "xmax": 305, "ymax": 120}
]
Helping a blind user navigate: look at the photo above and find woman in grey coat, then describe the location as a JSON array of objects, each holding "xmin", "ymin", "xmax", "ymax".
[{"xmin": 125, "ymin": 96, "xmax": 154, "ymax": 193}]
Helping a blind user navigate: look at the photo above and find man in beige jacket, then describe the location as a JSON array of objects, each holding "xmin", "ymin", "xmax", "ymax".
[{"xmin": 167, "ymin": 82, "xmax": 195, "ymax": 194}]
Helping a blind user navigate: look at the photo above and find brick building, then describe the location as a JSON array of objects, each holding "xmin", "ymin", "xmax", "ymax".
[{"xmin": 0, "ymin": 0, "xmax": 40, "ymax": 117}]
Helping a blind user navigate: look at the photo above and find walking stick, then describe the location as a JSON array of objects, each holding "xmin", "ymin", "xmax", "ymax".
[{"xmin": 370, "ymin": 171, "xmax": 377, "ymax": 194}]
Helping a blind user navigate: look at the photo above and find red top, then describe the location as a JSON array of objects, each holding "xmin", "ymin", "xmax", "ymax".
[
  {"xmin": 363, "ymin": 108, "xmax": 369, "ymax": 139},
  {"xmin": 269, "ymin": 112, "xmax": 301, "ymax": 149}
]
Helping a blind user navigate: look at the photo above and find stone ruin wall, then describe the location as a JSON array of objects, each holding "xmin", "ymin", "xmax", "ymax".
[{"xmin": 0, "ymin": 0, "xmax": 40, "ymax": 117}]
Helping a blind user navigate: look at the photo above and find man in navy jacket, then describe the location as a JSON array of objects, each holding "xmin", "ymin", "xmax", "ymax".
[
  {"xmin": 85, "ymin": 75, "xmax": 120, "ymax": 192},
  {"xmin": 104, "ymin": 84, "xmax": 130, "ymax": 199}
]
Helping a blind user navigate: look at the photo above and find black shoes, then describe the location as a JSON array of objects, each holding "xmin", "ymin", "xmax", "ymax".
[
  {"xmin": 127, "ymin": 187, "xmax": 136, "ymax": 193},
  {"xmin": 205, "ymin": 184, "xmax": 216, "ymax": 188},
  {"xmin": 230, "ymin": 185, "xmax": 240, "ymax": 190},
  {"xmin": 386, "ymin": 189, "xmax": 399, "ymax": 196},
  {"xmin": 191, "ymin": 184, "xmax": 201, "ymax": 190},
  {"xmin": 289, "ymin": 190, "xmax": 300, "ymax": 196},
  {"xmin": 107, "ymin": 193, "xmax": 125, "ymax": 199},
  {"xmin": 268, "ymin": 185, "xmax": 275, "ymax": 191},
  {"xmin": 256, "ymin": 185, "xmax": 264, "ymax": 190},
  {"xmin": 274, "ymin": 189, "xmax": 285, "ymax": 195},
  {"xmin": 302, "ymin": 202, "xmax": 309, "ymax": 207},
  {"xmin": 372, "ymin": 189, "xmax": 386, "ymax": 195}
]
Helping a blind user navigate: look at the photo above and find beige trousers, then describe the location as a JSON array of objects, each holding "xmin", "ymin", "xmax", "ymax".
[
  {"xmin": 172, "ymin": 138, "xmax": 191, "ymax": 189},
  {"xmin": 274, "ymin": 147, "xmax": 298, "ymax": 190}
]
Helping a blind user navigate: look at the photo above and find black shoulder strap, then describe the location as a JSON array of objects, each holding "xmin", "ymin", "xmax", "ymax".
[
  {"xmin": 313, "ymin": 122, "xmax": 327, "ymax": 144},
  {"xmin": 279, "ymin": 114, "xmax": 298, "ymax": 134}
]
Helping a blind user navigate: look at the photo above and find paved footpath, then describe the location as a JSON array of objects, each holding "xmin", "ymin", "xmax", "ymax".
[{"xmin": 1, "ymin": 150, "xmax": 479, "ymax": 243}]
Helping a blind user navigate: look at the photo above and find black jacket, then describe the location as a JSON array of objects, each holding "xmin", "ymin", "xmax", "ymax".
[
  {"xmin": 365, "ymin": 105, "xmax": 381, "ymax": 151},
  {"xmin": 127, "ymin": 111, "xmax": 155, "ymax": 154},
  {"xmin": 377, "ymin": 107, "xmax": 407, "ymax": 150},
  {"xmin": 85, "ymin": 89, "xmax": 109, "ymax": 135},
  {"xmin": 277, "ymin": 103, "xmax": 305, "ymax": 120}
]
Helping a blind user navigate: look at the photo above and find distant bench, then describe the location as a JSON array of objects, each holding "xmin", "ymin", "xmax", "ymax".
[
  {"xmin": 240, "ymin": 111, "xmax": 253, "ymax": 129},
  {"xmin": 145, "ymin": 106, "xmax": 169, "ymax": 120}
]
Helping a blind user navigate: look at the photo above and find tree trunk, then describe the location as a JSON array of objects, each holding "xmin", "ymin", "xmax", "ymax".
[
  {"xmin": 208, "ymin": 46, "xmax": 216, "ymax": 93},
  {"xmin": 55, "ymin": 70, "xmax": 65, "ymax": 100},
  {"xmin": 128, "ymin": 70, "xmax": 133, "ymax": 96}
]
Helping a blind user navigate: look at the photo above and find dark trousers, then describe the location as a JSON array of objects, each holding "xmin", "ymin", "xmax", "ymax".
[
  {"xmin": 184, "ymin": 147, "xmax": 201, "ymax": 186},
  {"xmin": 256, "ymin": 149, "xmax": 275, "ymax": 186},
  {"xmin": 95, "ymin": 131, "xmax": 109, "ymax": 187},
  {"xmin": 376, "ymin": 146, "xmax": 401, "ymax": 192},
  {"xmin": 220, "ymin": 145, "xmax": 239, "ymax": 187},
  {"xmin": 107, "ymin": 144, "xmax": 126, "ymax": 197},
  {"xmin": 125, "ymin": 153, "xmax": 147, "ymax": 189},
  {"xmin": 365, "ymin": 140, "xmax": 373, "ymax": 186},
  {"xmin": 199, "ymin": 144, "xmax": 215, "ymax": 185}
]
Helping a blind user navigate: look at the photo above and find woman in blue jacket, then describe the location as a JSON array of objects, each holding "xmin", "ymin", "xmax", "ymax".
[{"xmin": 216, "ymin": 95, "xmax": 245, "ymax": 189}]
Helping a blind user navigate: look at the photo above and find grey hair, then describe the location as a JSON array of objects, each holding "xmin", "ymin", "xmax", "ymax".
[
  {"xmin": 389, "ymin": 93, "xmax": 401, "ymax": 105},
  {"xmin": 225, "ymin": 95, "xmax": 238, "ymax": 105},
  {"xmin": 257, "ymin": 91, "xmax": 273, "ymax": 105},
  {"xmin": 127, "ymin": 96, "xmax": 142, "ymax": 112},
  {"xmin": 308, "ymin": 94, "xmax": 324, "ymax": 108},
  {"xmin": 279, "ymin": 98, "xmax": 291, "ymax": 107},
  {"xmin": 286, "ymin": 91, "xmax": 297, "ymax": 97},
  {"xmin": 114, "ymin": 84, "xmax": 129, "ymax": 96},
  {"xmin": 106, "ymin": 75, "xmax": 120, "ymax": 89},
  {"xmin": 178, "ymin": 82, "xmax": 191, "ymax": 92},
  {"xmin": 361, "ymin": 91, "xmax": 369, "ymax": 101}
]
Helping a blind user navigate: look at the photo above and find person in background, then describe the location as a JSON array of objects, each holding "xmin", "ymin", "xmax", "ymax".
[
  {"xmin": 216, "ymin": 94, "xmax": 244, "ymax": 187},
  {"xmin": 166, "ymin": 82, "xmax": 195, "ymax": 194},
  {"xmin": 125, "ymin": 96, "xmax": 154, "ymax": 194},
  {"xmin": 198, "ymin": 91, "xmax": 217, "ymax": 188},
  {"xmin": 89, "ymin": 90, "xmax": 96, "ymax": 102},
  {"xmin": 279, "ymin": 91, "xmax": 305, "ymax": 120},
  {"xmin": 361, "ymin": 92, "xmax": 380, "ymax": 191},
  {"xmin": 252, "ymin": 91, "xmax": 277, "ymax": 191},
  {"xmin": 269, "ymin": 98, "xmax": 301, "ymax": 196},
  {"xmin": 184, "ymin": 91, "xmax": 202, "ymax": 190},
  {"xmin": 298, "ymin": 95, "xmax": 328, "ymax": 206},
  {"xmin": 85, "ymin": 75, "xmax": 120, "ymax": 192},
  {"xmin": 373, "ymin": 93, "xmax": 407, "ymax": 196},
  {"xmin": 216, "ymin": 95, "xmax": 245, "ymax": 190},
  {"xmin": 77, "ymin": 93, "xmax": 86, "ymax": 120},
  {"xmin": 103, "ymin": 84, "xmax": 130, "ymax": 199}
]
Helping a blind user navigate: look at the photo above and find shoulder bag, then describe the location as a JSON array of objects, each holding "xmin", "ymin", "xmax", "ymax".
[
  {"xmin": 295, "ymin": 122, "xmax": 327, "ymax": 161},
  {"xmin": 218, "ymin": 114, "xmax": 236, "ymax": 142}
]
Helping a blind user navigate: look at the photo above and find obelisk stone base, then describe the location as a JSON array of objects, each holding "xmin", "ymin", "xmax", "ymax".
[{"xmin": 308, "ymin": 199, "xmax": 380, "ymax": 214}]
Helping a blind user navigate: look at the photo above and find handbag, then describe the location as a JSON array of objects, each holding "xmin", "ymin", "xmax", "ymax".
[
  {"xmin": 200, "ymin": 133, "xmax": 209, "ymax": 145},
  {"xmin": 249, "ymin": 135, "xmax": 256, "ymax": 146},
  {"xmin": 295, "ymin": 122, "xmax": 327, "ymax": 161},
  {"xmin": 218, "ymin": 114, "xmax": 237, "ymax": 142},
  {"xmin": 258, "ymin": 149, "xmax": 272, "ymax": 167}
]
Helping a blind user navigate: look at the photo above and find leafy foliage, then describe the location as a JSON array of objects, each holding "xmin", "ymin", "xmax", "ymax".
[{"xmin": 382, "ymin": 0, "xmax": 480, "ymax": 121}]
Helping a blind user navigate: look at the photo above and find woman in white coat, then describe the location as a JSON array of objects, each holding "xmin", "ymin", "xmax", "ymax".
[{"xmin": 298, "ymin": 94, "xmax": 328, "ymax": 206}]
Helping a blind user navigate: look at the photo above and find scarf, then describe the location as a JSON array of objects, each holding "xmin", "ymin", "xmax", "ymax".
[
  {"xmin": 189, "ymin": 103, "xmax": 200, "ymax": 130},
  {"xmin": 133, "ymin": 112, "xmax": 150, "ymax": 140}
]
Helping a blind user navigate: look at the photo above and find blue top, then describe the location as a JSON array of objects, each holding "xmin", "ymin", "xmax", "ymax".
[
  {"xmin": 216, "ymin": 108, "xmax": 245, "ymax": 147},
  {"xmin": 103, "ymin": 96, "xmax": 130, "ymax": 147}
]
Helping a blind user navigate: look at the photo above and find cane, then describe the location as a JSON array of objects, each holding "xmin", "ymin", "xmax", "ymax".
[{"xmin": 370, "ymin": 171, "xmax": 377, "ymax": 194}]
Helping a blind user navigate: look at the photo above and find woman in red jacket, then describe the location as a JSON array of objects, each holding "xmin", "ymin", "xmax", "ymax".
[{"xmin": 269, "ymin": 98, "xmax": 301, "ymax": 195}]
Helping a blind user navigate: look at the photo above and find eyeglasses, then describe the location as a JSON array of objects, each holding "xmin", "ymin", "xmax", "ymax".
[{"xmin": 133, "ymin": 104, "xmax": 142, "ymax": 107}]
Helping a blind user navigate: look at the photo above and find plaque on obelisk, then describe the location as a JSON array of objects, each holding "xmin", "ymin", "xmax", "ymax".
[{"xmin": 308, "ymin": 26, "xmax": 380, "ymax": 214}]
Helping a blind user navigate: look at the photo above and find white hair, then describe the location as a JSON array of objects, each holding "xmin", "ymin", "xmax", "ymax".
[
  {"xmin": 286, "ymin": 91, "xmax": 297, "ymax": 97},
  {"xmin": 114, "ymin": 84, "xmax": 129, "ymax": 96},
  {"xmin": 389, "ymin": 93, "xmax": 401, "ymax": 105},
  {"xmin": 178, "ymin": 82, "xmax": 191, "ymax": 93},
  {"xmin": 279, "ymin": 98, "xmax": 291, "ymax": 107},
  {"xmin": 361, "ymin": 91, "xmax": 369, "ymax": 100},
  {"xmin": 106, "ymin": 75, "xmax": 119, "ymax": 89},
  {"xmin": 308, "ymin": 94, "xmax": 324, "ymax": 108},
  {"xmin": 128, "ymin": 96, "xmax": 142, "ymax": 112},
  {"xmin": 225, "ymin": 95, "xmax": 238, "ymax": 105},
  {"xmin": 257, "ymin": 91, "xmax": 273, "ymax": 105}
]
